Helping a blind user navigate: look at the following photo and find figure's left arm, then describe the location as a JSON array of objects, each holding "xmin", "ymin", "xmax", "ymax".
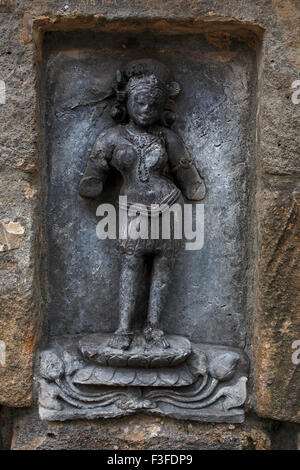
[{"xmin": 165, "ymin": 130, "xmax": 206, "ymax": 200}]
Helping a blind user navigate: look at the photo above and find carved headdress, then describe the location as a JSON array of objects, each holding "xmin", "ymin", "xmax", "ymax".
[{"xmin": 111, "ymin": 58, "xmax": 180, "ymax": 126}]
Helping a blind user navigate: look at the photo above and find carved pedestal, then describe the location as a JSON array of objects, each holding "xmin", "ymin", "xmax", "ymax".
[{"xmin": 39, "ymin": 335, "xmax": 248, "ymax": 423}]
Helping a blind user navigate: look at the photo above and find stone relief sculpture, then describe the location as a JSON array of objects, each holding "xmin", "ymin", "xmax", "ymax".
[
  {"xmin": 39, "ymin": 59, "xmax": 249, "ymax": 422},
  {"xmin": 78, "ymin": 59, "xmax": 206, "ymax": 352}
]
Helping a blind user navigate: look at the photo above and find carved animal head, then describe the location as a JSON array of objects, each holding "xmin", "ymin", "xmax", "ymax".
[{"xmin": 208, "ymin": 351, "xmax": 240, "ymax": 382}]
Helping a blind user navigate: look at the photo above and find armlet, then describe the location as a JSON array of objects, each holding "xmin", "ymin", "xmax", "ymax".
[{"xmin": 170, "ymin": 157, "xmax": 194, "ymax": 173}]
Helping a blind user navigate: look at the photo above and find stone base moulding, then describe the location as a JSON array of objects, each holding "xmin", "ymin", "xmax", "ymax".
[{"xmin": 39, "ymin": 337, "xmax": 249, "ymax": 423}]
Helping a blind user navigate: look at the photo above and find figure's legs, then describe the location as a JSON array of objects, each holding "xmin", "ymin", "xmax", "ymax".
[
  {"xmin": 119, "ymin": 254, "xmax": 144, "ymax": 332},
  {"xmin": 144, "ymin": 254, "xmax": 176, "ymax": 348},
  {"xmin": 108, "ymin": 254, "xmax": 144, "ymax": 350}
]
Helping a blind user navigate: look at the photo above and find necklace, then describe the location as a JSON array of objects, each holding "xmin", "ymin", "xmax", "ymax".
[{"xmin": 126, "ymin": 127, "xmax": 159, "ymax": 183}]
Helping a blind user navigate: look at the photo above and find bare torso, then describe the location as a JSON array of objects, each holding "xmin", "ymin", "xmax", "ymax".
[{"xmin": 110, "ymin": 124, "xmax": 181, "ymax": 206}]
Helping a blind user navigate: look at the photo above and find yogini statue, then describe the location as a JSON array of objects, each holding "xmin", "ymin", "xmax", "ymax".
[{"xmin": 79, "ymin": 59, "xmax": 206, "ymax": 351}]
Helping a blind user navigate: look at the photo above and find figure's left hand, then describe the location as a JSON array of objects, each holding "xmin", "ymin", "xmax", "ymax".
[
  {"xmin": 191, "ymin": 179, "xmax": 206, "ymax": 200},
  {"xmin": 79, "ymin": 176, "xmax": 103, "ymax": 198},
  {"xmin": 185, "ymin": 178, "xmax": 206, "ymax": 201}
]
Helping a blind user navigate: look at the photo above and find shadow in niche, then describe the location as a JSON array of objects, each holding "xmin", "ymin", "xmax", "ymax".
[
  {"xmin": 38, "ymin": 27, "xmax": 258, "ymax": 424},
  {"xmin": 43, "ymin": 29, "xmax": 258, "ymax": 348}
]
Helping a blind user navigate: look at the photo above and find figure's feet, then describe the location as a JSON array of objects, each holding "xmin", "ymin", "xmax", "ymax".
[
  {"xmin": 143, "ymin": 324, "xmax": 170, "ymax": 349},
  {"xmin": 107, "ymin": 330, "xmax": 133, "ymax": 350}
]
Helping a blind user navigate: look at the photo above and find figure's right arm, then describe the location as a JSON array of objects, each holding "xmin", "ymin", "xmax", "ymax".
[{"xmin": 79, "ymin": 131, "xmax": 113, "ymax": 198}]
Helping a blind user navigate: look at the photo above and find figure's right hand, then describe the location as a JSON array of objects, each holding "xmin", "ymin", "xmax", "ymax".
[{"xmin": 79, "ymin": 176, "xmax": 103, "ymax": 198}]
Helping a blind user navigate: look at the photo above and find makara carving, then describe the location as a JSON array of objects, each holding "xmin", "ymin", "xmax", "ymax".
[
  {"xmin": 40, "ymin": 59, "xmax": 248, "ymax": 422},
  {"xmin": 40, "ymin": 341, "xmax": 248, "ymax": 422}
]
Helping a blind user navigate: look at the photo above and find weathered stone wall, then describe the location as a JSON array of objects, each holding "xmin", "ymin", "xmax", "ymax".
[{"xmin": 0, "ymin": 0, "xmax": 299, "ymax": 449}]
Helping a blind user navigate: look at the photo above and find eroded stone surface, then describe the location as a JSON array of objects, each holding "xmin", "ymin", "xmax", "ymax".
[
  {"xmin": 254, "ymin": 191, "xmax": 300, "ymax": 423},
  {"xmin": 39, "ymin": 341, "xmax": 248, "ymax": 422},
  {"xmin": 0, "ymin": 220, "xmax": 25, "ymax": 252},
  {"xmin": 11, "ymin": 412, "xmax": 272, "ymax": 450},
  {"xmin": 0, "ymin": 292, "xmax": 37, "ymax": 407}
]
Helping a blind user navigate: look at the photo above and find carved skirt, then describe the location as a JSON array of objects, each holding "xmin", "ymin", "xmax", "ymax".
[{"xmin": 117, "ymin": 195, "xmax": 184, "ymax": 258}]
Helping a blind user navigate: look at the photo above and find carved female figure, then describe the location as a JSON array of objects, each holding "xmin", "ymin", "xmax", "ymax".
[{"xmin": 79, "ymin": 59, "xmax": 205, "ymax": 351}]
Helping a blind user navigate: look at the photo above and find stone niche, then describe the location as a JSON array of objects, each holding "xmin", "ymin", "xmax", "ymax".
[{"xmin": 39, "ymin": 30, "xmax": 258, "ymax": 423}]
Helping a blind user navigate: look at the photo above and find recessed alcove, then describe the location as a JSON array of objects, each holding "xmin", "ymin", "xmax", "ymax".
[{"xmin": 42, "ymin": 28, "xmax": 258, "ymax": 351}]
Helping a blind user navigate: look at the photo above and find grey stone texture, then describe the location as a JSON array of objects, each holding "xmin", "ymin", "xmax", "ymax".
[
  {"xmin": 44, "ymin": 31, "xmax": 255, "ymax": 347},
  {"xmin": 0, "ymin": 0, "xmax": 299, "ymax": 450},
  {"xmin": 40, "ymin": 42, "xmax": 253, "ymax": 424},
  {"xmin": 38, "ymin": 340, "xmax": 248, "ymax": 422}
]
